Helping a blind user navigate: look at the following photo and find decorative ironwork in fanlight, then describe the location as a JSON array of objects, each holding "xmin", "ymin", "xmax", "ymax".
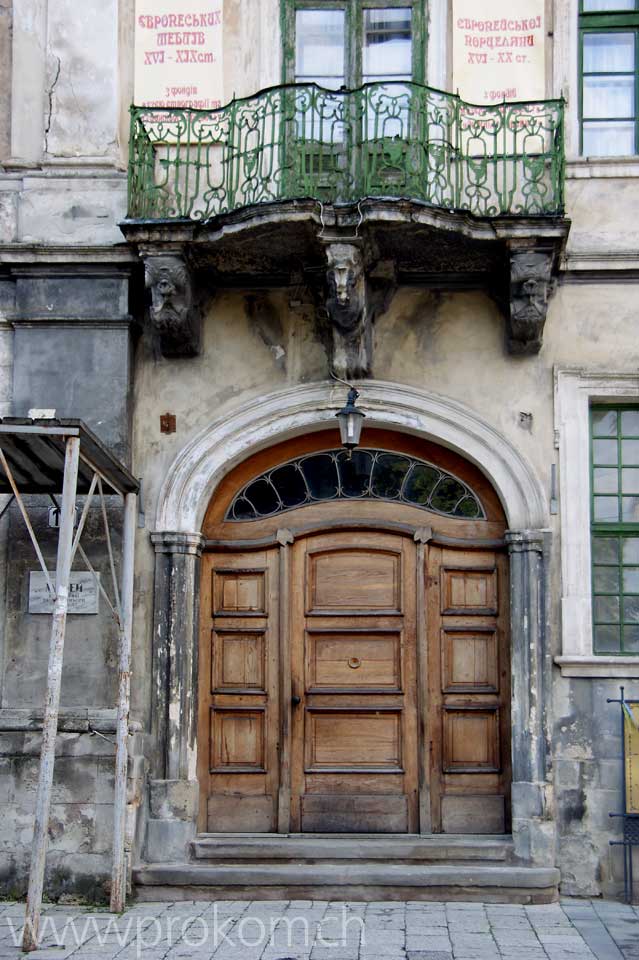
[
  {"xmin": 226, "ymin": 448, "xmax": 486, "ymax": 522},
  {"xmin": 128, "ymin": 81, "xmax": 565, "ymax": 222}
]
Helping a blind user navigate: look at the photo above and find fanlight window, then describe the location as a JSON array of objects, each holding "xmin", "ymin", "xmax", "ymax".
[{"xmin": 226, "ymin": 449, "xmax": 485, "ymax": 521}]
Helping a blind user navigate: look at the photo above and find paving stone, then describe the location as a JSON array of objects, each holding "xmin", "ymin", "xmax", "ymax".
[
  {"xmin": 406, "ymin": 953, "xmax": 452, "ymax": 960},
  {"xmin": 0, "ymin": 900, "xmax": 633, "ymax": 960}
]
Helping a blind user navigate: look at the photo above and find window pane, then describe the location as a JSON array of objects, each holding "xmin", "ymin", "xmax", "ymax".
[
  {"xmin": 623, "ymin": 439, "xmax": 639, "ymax": 463},
  {"xmin": 404, "ymin": 464, "xmax": 440, "ymax": 505},
  {"xmin": 296, "ymin": 9, "xmax": 345, "ymax": 83},
  {"xmin": 337, "ymin": 449, "xmax": 374, "ymax": 497},
  {"xmin": 593, "ymin": 537, "xmax": 620, "ymax": 563},
  {"xmin": 594, "ymin": 496, "xmax": 620, "ymax": 520},
  {"xmin": 455, "ymin": 496, "xmax": 481, "ymax": 519},
  {"xmin": 583, "ymin": 120, "xmax": 635, "ymax": 155},
  {"xmin": 592, "ymin": 409, "xmax": 618, "ymax": 436},
  {"xmin": 625, "ymin": 595, "xmax": 639, "ymax": 621},
  {"xmin": 622, "ymin": 410, "xmax": 639, "ymax": 435},
  {"xmin": 584, "ymin": 0, "xmax": 635, "ymax": 10},
  {"xmin": 270, "ymin": 463, "xmax": 308, "ymax": 508},
  {"xmin": 303, "ymin": 454, "xmax": 339, "ymax": 499},
  {"xmin": 583, "ymin": 75, "xmax": 634, "ymax": 118},
  {"xmin": 624, "ymin": 625, "xmax": 639, "ymax": 650},
  {"xmin": 623, "ymin": 468, "xmax": 639, "ymax": 493},
  {"xmin": 624, "ymin": 537, "xmax": 639, "ymax": 563},
  {"xmin": 363, "ymin": 7, "xmax": 412, "ymax": 80},
  {"xmin": 371, "ymin": 453, "xmax": 411, "ymax": 498},
  {"xmin": 624, "ymin": 567, "xmax": 639, "ymax": 591},
  {"xmin": 621, "ymin": 467, "xmax": 639, "ymax": 493},
  {"xmin": 594, "ymin": 595, "xmax": 621, "ymax": 621},
  {"xmin": 431, "ymin": 477, "xmax": 466, "ymax": 514},
  {"xmin": 622, "ymin": 496, "xmax": 639, "ymax": 520},
  {"xmin": 244, "ymin": 478, "xmax": 280, "ymax": 516},
  {"xmin": 232, "ymin": 497, "xmax": 256, "ymax": 520},
  {"xmin": 593, "ymin": 438, "xmax": 618, "ymax": 464},
  {"xmin": 594, "ymin": 467, "xmax": 619, "ymax": 493},
  {"xmin": 594, "ymin": 565, "xmax": 621, "ymax": 591},
  {"xmin": 583, "ymin": 33, "xmax": 635, "ymax": 72},
  {"xmin": 595, "ymin": 624, "xmax": 621, "ymax": 651}
]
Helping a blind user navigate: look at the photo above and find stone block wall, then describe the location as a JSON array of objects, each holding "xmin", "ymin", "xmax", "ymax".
[
  {"xmin": 0, "ymin": 720, "xmax": 116, "ymax": 901},
  {"xmin": 554, "ymin": 677, "xmax": 639, "ymax": 899}
]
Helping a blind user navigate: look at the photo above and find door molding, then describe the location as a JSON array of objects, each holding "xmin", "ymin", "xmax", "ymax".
[{"xmin": 205, "ymin": 518, "xmax": 506, "ymax": 551}]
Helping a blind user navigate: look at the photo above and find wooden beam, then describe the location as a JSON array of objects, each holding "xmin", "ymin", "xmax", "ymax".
[
  {"xmin": 110, "ymin": 491, "xmax": 137, "ymax": 913},
  {"xmin": 22, "ymin": 436, "xmax": 80, "ymax": 952}
]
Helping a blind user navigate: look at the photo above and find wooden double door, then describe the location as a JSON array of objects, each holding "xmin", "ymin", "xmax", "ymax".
[{"xmin": 198, "ymin": 528, "xmax": 510, "ymax": 835}]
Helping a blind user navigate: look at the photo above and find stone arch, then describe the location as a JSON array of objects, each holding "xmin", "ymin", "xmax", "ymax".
[
  {"xmin": 156, "ymin": 379, "xmax": 547, "ymax": 534},
  {"xmin": 148, "ymin": 381, "xmax": 553, "ymax": 871}
]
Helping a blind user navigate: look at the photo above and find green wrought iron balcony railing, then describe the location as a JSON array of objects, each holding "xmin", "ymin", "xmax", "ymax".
[{"xmin": 127, "ymin": 81, "xmax": 565, "ymax": 223}]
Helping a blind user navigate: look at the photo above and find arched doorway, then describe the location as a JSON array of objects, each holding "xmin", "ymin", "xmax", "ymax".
[{"xmin": 197, "ymin": 428, "xmax": 511, "ymax": 836}]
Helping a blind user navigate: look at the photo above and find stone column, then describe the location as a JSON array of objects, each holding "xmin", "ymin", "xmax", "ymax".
[
  {"xmin": 146, "ymin": 531, "xmax": 204, "ymax": 862},
  {"xmin": 506, "ymin": 530, "xmax": 556, "ymax": 866}
]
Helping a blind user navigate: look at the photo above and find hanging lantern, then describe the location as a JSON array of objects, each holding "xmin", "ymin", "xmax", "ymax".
[{"xmin": 336, "ymin": 387, "xmax": 366, "ymax": 457}]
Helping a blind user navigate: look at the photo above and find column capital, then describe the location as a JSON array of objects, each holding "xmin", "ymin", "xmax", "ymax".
[
  {"xmin": 505, "ymin": 529, "xmax": 546, "ymax": 554},
  {"xmin": 151, "ymin": 531, "xmax": 205, "ymax": 557}
]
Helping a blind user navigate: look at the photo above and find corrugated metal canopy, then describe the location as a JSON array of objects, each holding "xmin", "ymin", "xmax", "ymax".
[{"xmin": 0, "ymin": 419, "xmax": 139, "ymax": 495}]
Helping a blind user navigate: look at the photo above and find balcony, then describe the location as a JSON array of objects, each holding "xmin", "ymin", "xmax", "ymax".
[
  {"xmin": 121, "ymin": 81, "xmax": 570, "ymax": 367},
  {"xmin": 127, "ymin": 81, "xmax": 565, "ymax": 221}
]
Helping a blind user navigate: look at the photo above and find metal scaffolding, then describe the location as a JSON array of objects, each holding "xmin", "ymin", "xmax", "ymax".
[{"xmin": 0, "ymin": 418, "xmax": 139, "ymax": 950}]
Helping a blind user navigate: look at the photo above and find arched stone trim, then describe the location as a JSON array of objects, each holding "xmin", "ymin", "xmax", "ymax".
[
  {"xmin": 147, "ymin": 381, "xmax": 554, "ymax": 870},
  {"xmin": 156, "ymin": 380, "xmax": 547, "ymax": 533}
]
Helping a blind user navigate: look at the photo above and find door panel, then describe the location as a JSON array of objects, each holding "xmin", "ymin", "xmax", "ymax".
[
  {"xmin": 307, "ymin": 548, "xmax": 401, "ymax": 612},
  {"xmin": 306, "ymin": 709, "xmax": 403, "ymax": 769},
  {"xmin": 291, "ymin": 531, "xmax": 418, "ymax": 833},
  {"xmin": 199, "ymin": 530, "xmax": 510, "ymax": 836},
  {"xmin": 198, "ymin": 550, "xmax": 279, "ymax": 832},
  {"xmin": 427, "ymin": 547, "xmax": 511, "ymax": 835},
  {"xmin": 307, "ymin": 630, "xmax": 401, "ymax": 690}
]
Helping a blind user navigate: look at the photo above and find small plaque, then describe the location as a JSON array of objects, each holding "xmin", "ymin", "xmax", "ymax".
[{"xmin": 28, "ymin": 572, "xmax": 100, "ymax": 615}]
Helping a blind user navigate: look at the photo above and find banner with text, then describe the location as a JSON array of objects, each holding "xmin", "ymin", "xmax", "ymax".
[
  {"xmin": 452, "ymin": 1, "xmax": 545, "ymax": 104},
  {"xmin": 134, "ymin": 1, "xmax": 224, "ymax": 109}
]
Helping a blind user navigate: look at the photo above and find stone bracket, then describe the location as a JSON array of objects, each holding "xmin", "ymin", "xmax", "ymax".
[
  {"xmin": 506, "ymin": 244, "xmax": 558, "ymax": 356},
  {"xmin": 317, "ymin": 241, "xmax": 396, "ymax": 379},
  {"xmin": 141, "ymin": 247, "xmax": 201, "ymax": 358}
]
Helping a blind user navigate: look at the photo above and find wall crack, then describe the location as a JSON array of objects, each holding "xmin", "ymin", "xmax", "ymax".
[{"xmin": 44, "ymin": 56, "xmax": 62, "ymax": 154}]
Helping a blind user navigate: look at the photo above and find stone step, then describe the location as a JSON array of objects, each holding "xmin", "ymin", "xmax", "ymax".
[
  {"xmin": 133, "ymin": 862, "xmax": 560, "ymax": 904},
  {"xmin": 191, "ymin": 833, "xmax": 515, "ymax": 863}
]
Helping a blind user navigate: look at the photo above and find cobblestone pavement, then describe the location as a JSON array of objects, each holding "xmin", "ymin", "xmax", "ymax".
[{"xmin": 0, "ymin": 898, "xmax": 638, "ymax": 960}]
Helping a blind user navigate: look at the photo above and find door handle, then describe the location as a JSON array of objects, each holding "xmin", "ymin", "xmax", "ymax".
[{"xmin": 291, "ymin": 695, "xmax": 301, "ymax": 707}]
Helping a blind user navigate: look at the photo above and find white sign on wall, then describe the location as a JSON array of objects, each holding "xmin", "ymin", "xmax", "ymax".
[
  {"xmin": 134, "ymin": 1, "xmax": 224, "ymax": 109},
  {"xmin": 452, "ymin": 0, "xmax": 545, "ymax": 104},
  {"xmin": 28, "ymin": 572, "xmax": 100, "ymax": 615}
]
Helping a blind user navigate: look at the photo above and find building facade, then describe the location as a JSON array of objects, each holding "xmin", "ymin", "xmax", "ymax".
[{"xmin": 1, "ymin": 0, "xmax": 639, "ymax": 903}]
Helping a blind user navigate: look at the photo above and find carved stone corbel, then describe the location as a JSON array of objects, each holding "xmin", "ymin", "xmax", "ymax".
[
  {"xmin": 321, "ymin": 242, "xmax": 396, "ymax": 379},
  {"xmin": 507, "ymin": 246, "xmax": 556, "ymax": 356},
  {"xmin": 143, "ymin": 251, "xmax": 201, "ymax": 358}
]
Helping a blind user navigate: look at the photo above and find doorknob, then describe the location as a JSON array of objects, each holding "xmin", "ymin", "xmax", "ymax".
[{"xmin": 291, "ymin": 695, "xmax": 301, "ymax": 707}]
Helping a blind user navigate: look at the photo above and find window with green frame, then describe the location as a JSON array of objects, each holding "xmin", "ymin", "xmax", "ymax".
[
  {"xmin": 281, "ymin": 0, "xmax": 426, "ymax": 88},
  {"xmin": 579, "ymin": 0, "xmax": 639, "ymax": 156},
  {"xmin": 591, "ymin": 406, "xmax": 639, "ymax": 654}
]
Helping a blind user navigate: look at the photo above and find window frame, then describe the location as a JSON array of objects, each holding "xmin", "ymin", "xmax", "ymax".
[
  {"xmin": 555, "ymin": 368, "xmax": 639, "ymax": 678},
  {"xmin": 281, "ymin": 0, "xmax": 427, "ymax": 87},
  {"xmin": 590, "ymin": 404, "xmax": 639, "ymax": 654},
  {"xmin": 578, "ymin": 0, "xmax": 639, "ymax": 156}
]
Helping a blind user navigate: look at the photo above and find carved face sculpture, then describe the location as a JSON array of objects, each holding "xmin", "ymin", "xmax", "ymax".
[
  {"xmin": 511, "ymin": 253, "xmax": 550, "ymax": 324},
  {"xmin": 325, "ymin": 243, "xmax": 365, "ymax": 334},
  {"xmin": 146, "ymin": 257, "xmax": 191, "ymax": 335}
]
